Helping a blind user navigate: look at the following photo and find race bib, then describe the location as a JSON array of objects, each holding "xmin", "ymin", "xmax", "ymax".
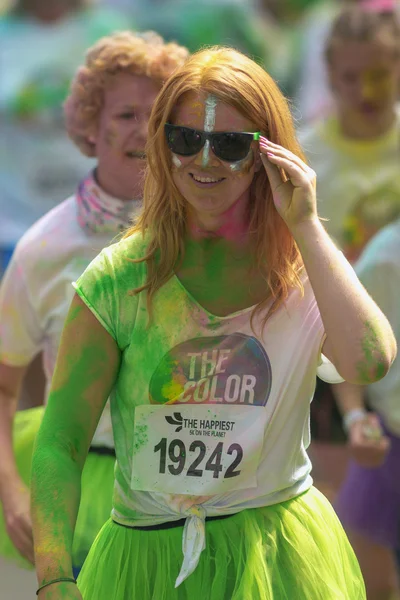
[{"xmin": 131, "ymin": 404, "xmax": 268, "ymax": 495}]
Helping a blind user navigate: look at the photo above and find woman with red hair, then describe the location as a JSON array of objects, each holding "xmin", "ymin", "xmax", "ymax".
[{"xmin": 31, "ymin": 46, "xmax": 395, "ymax": 599}]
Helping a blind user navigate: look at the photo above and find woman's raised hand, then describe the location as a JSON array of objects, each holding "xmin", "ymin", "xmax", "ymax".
[{"xmin": 259, "ymin": 136, "xmax": 318, "ymax": 233}]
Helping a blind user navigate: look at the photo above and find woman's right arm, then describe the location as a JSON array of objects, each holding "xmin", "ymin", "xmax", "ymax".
[{"xmin": 31, "ymin": 294, "xmax": 121, "ymax": 598}]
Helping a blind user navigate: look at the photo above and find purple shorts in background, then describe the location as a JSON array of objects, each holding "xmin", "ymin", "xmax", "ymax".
[{"xmin": 335, "ymin": 426, "xmax": 400, "ymax": 548}]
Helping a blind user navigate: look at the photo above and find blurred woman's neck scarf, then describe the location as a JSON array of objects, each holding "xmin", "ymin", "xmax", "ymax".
[{"xmin": 76, "ymin": 171, "xmax": 141, "ymax": 234}]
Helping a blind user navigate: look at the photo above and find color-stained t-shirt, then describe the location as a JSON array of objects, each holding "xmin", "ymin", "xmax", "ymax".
[
  {"xmin": 298, "ymin": 113, "xmax": 400, "ymax": 262},
  {"xmin": 74, "ymin": 232, "xmax": 342, "ymax": 524},
  {"xmin": 0, "ymin": 194, "xmax": 126, "ymax": 447},
  {"xmin": 354, "ymin": 218, "xmax": 400, "ymax": 436}
]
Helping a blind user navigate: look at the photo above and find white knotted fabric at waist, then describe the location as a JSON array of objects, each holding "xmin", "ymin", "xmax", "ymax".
[{"xmin": 175, "ymin": 504, "xmax": 207, "ymax": 587}]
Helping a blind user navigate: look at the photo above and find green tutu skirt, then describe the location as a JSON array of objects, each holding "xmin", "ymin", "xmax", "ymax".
[
  {"xmin": 0, "ymin": 406, "xmax": 115, "ymax": 570},
  {"xmin": 78, "ymin": 486, "xmax": 366, "ymax": 599}
]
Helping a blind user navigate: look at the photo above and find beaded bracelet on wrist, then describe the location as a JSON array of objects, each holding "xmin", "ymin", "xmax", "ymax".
[{"xmin": 36, "ymin": 577, "xmax": 77, "ymax": 595}]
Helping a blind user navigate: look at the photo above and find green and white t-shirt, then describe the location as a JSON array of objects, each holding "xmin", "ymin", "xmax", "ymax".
[
  {"xmin": 298, "ymin": 114, "xmax": 400, "ymax": 262},
  {"xmin": 74, "ymin": 232, "xmax": 341, "ymax": 581}
]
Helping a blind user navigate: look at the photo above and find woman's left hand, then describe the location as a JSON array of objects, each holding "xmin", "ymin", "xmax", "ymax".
[{"xmin": 259, "ymin": 136, "xmax": 317, "ymax": 232}]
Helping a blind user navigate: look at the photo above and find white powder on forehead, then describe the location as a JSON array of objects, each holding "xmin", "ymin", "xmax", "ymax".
[
  {"xmin": 204, "ymin": 94, "xmax": 217, "ymax": 132},
  {"xmin": 202, "ymin": 94, "xmax": 218, "ymax": 167}
]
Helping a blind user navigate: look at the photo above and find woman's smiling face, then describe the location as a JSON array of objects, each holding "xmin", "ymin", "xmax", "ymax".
[{"xmin": 169, "ymin": 91, "xmax": 261, "ymax": 230}]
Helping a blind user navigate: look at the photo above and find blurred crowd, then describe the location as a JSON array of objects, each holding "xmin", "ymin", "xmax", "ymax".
[
  {"xmin": 1, "ymin": 0, "xmax": 400, "ymax": 598},
  {"xmin": 2, "ymin": 0, "xmax": 396, "ymax": 269},
  {"xmin": 2, "ymin": 0, "xmax": 399, "ymax": 269}
]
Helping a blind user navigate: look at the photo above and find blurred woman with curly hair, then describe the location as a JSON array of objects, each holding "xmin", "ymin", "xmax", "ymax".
[{"xmin": 0, "ymin": 29, "xmax": 188, "ymax": 587}]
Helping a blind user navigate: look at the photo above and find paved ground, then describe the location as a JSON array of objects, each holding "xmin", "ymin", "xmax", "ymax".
[{"xmin": 0, "ymin": 556, "xmax": 37, "ymax": 598}]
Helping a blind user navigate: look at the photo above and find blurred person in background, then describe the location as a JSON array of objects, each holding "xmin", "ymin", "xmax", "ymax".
[
  {"xmin": 0, "ymin": 29, "xmax": 188, "ymax": 595},
  {"xmin": 255, "ymin": 0, "xmax": 325, "ymax": 100},
  {"xmin": 0, "ymin": 0, "xmax": 131, "ymax": 513},
  {"xmin": 296, "ymin": 0, "xmax": 347, "ymax": 122},
  {"xmin": 295, "ymin": 0, "xmax": 398, "ymax": 122},
  {"xmin": 298, "ymin": 3, "xmax": 400, "ymax": 263},
  {"xmin": 129, "ymin": 0, "xmax": 325, "ymax": 102},
  {"xmin": 333, "ymin": 215, "xmax": 400, "ymax": 599},
  {"xmin": 0, "ymin": 0, "xmax": 131, "ymax": 277},
  {"xmin": 127, "ymin": 0, "xmax": 268, "ymax": 71},
  {"xmin": 298, "ymin": 5, "xmax": 400, "ymax": 596}
]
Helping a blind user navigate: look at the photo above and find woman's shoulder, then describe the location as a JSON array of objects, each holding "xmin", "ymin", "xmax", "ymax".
[
  {"xmin": 102, "ymin": 231, "xmax": 150, "ymax": 263},
  {"xmin": 92, "ymin": 231, "xmax": 149, "ymax": 289},
  {"xmin": 78, "ymin": 230, "xmax": 148, "ymax": 281}
]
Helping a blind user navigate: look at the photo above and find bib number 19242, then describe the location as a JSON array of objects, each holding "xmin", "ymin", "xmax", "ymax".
[{"xmin": 154, "ymin": 438, "xmax": 243, "ymax": 479}]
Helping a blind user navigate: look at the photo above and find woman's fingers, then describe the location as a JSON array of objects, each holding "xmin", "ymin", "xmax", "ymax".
[
  {"xmin": 259, "ymin": 136, "xmax": 311, "ymax": 174},
  {"xmin": 262, "ymin": 151, "xmax": 313, "ymax": 189},
  {"xmin": 259, "ymin": 137, "xmax": 318, "ymax": 227},
  {"xmin": 259, "ymin": 153, "xmax": 286, "ymax": 190}
]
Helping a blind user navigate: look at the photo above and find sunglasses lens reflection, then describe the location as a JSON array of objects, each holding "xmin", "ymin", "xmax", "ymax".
[
  {"xmin": 167, "ymin": 127, "xmax": 203, "ymax": 156},
  {"xmin": 213, "ymin": 133, "xmax": 253, "ymax": 161}
]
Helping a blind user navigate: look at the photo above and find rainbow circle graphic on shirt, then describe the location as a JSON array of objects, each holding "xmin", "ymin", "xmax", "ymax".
[{"xmin": 149, "ymin": 333, "xmax": 272, "ymax": 407}]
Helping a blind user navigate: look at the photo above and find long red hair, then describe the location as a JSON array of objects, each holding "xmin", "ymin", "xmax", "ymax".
[{"xmin": 124, "ymin": 47, "xmax": 306, "ymax": 324}]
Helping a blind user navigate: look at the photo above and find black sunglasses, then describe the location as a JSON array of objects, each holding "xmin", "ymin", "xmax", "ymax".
[{"xmin": 164, "ymin": 124, "xmax": 261, "ymax": 162}]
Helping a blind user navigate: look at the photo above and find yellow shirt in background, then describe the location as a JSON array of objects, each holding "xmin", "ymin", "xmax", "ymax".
[{"xmin": 298, "ymin": 114, "xmax": 400, "ymax": 262}]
